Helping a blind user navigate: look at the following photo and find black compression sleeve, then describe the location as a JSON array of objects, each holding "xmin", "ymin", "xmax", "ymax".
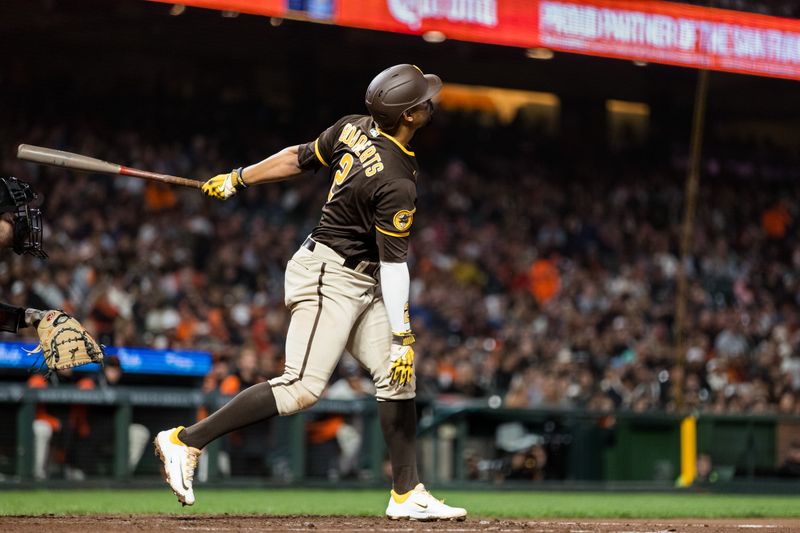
[{"xmin": 0, "ymin": 302, "xmax": 26, "ymax": 333}]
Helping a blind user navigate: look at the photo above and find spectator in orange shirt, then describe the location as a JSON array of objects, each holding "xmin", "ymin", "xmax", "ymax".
[
  {"xmin": 213, "ymin": 348, "xmax": 270, "ymax": 477},
  {"xmin": 218, "ymin": 348, "xmax": 266, "ymax": 395},
  {"xmin": 144, "ymin": 182, "xmax": 177, "ymax": 212},
  {"xmin": 28, "ymin": 374, "xmax": 61, "ymax": 480},
  {"xmin": 762, "ymin": 201, "xmax": 791, "ymax": 239},
  {"xmin": 528, "ymin": 252, "xmax": 561, "ymax": 305}
]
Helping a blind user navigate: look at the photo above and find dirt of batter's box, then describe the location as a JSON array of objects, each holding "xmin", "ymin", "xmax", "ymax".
[{"xmin": 1, "ymin": 515, "xmax": 798, "ymax": 533}]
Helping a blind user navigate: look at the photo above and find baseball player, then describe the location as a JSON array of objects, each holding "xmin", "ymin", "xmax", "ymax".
[
  {"xmin": 0, "ymin": 175, "xmax": 48, "ymax": 334},
  {"xmin": 155, "ymin": 64, "xmax": 466, "ymax": 521}
]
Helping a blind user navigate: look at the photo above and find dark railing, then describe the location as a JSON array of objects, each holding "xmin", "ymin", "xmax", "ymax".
[{"xmin": 1, "ymin": 384, "xmax": 798, "ymax": 488}]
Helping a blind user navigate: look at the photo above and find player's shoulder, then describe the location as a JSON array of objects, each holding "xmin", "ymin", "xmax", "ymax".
[
  {"xmin": 320, "ymin": 114, "xmax": 372, "ymax": 144},
  {"xmin": 331, "ymin": 114, "xmax": 370, "ymax": 130}
]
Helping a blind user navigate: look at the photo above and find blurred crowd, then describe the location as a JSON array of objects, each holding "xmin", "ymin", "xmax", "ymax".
[{"xmin": 1, "ymin": 95, "xmax": 799, "ymax": 418}]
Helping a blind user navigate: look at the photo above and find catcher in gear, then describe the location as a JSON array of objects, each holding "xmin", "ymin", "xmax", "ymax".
[
  {"xmin": 0, "ymin": 175, "xmax": 102, "ymax": 373},
  {"xmin": 0, "ymin": 176, "xmax": 46, "ymax": 258},
  {"xmin": 155, "ymin": 64, "xmax": 466, "ymax": 520}
]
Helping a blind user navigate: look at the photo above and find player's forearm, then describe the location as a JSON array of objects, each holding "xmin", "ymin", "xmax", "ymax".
[
  {"xmin": 379, "ymin": 261, "xmax": 411, "ymax": 335},
  {"xmin": 0, "ymin": 302, "xmax": 27, "ymax": 333},
  {"xmin": 240, "ymin": 145, "xmax": 303, "ymax": 186}
]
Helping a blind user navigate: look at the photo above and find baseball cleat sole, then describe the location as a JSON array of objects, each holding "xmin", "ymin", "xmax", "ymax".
[{"xmin": 387, "ymin": 516, "xmax": 467, "ymax": 522}]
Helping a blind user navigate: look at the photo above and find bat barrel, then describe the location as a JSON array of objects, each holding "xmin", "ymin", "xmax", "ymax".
[
  {"xmin": 17, "ymin": 144, "xmax": 121, "ymax": 174},
  {"xmin": 17, "ymin": 144, "xmax": 201, "ymax": 189}
]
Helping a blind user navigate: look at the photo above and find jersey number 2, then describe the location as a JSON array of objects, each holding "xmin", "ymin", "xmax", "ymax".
[{"xmin": 327, "ymin": 153, "xmax": 354, "ymax": 201}]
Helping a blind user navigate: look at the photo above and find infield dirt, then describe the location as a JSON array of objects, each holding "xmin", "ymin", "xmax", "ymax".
[{"xmin": 0, "ymin": 515, "xmax": 798, "ymax": 532}]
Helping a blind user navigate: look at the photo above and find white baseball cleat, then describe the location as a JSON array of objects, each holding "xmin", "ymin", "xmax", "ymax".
[
  {"xmin": 154, "ymin": 426, "xmax": 201, "ymax": 506},
  {"xmin": 385, "ymin": 483, "xmax": 467, "ymax": 521}
]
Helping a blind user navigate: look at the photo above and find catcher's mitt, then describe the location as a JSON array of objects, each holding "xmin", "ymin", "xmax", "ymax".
[{"xmin": 33, "ymin": 310, "xmax": 104, "ymax": 371}]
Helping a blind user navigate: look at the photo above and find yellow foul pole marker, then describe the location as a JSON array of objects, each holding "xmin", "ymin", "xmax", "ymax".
[{"xmin": 677, "ymin": 415, "xmax": 697, "ymax": 487}]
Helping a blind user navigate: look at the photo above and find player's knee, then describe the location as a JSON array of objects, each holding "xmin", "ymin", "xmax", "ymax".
[
  {"xmin": 270, "ymin": 376, "xmax": 322, "ymax": 415},
  {"xmin": 280, "ymin": 385, "xmax": 319, "ymax": 414}
]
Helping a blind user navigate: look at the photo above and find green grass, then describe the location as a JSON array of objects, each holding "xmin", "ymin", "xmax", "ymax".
[{"xmin": 2, "ymin": 489, "xmax": 800, "ymax": 518}]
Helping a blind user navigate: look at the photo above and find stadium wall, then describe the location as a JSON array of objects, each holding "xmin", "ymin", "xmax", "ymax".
[{"xmin": 0, "ymin": 385, "xmax": 795, "ymax": 488}]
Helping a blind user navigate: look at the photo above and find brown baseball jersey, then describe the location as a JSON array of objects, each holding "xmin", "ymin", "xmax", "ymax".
[{"xmin": 297, "ymin": 114, "xmax": 418, "ymax": 263}]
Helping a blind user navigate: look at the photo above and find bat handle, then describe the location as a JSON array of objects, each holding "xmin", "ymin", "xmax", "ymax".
[{"xmin": 119, "ymin": 166, "xmax": 203, "ymax": 189}]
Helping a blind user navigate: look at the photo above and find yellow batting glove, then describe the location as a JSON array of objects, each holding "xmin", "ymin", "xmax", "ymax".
[
  {"xmin": 201, "ymin": 167, "xmax": 247, "ymax": 200},
  {"xmin": 388, "ymin": 331, "xmax": 416, "ymax": 387}
]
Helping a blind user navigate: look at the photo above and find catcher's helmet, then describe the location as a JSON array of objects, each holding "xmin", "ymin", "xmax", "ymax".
[{"xmin": 365, "ymin": 64, "xmax": 442, "ymax": 130}]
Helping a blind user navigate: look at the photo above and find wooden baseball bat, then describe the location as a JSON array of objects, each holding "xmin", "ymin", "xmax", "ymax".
[{"xmin": 17, "ymin": 144, "xmax": 202, "ymax": 189}]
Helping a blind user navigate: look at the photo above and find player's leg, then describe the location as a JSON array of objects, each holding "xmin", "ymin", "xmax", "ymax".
[
  {"xmin": 175, "ymin": 255, "xmax": 327, "ymax": 450},
  {"xmin": 269, "ymin": 253, "xmax": 371, "ymax": 416},
  {"xmin": 176, "ymin": 382, "xmax": 277, "ymax": 450},
  {"xmin": 155, "ymin": 251, "xmax": 365, "ymax": 504},
  {"xmin": 347, "ymin": 298, "xmax": 466, "ymax": 521},
  {"xmin": 346, "ymin": 299, "xmax": 418, "ymax": 491}
]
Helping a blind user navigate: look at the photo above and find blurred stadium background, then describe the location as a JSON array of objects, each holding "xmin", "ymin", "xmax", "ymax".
[{"xmin": 2, "ymin": 0, "xmax": 800, "ymax": 500}]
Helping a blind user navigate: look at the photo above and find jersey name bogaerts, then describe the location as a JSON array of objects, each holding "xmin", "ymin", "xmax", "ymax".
[{"xmin": 298, "ymin": 114, "xmax": 418, "ymax": 263}]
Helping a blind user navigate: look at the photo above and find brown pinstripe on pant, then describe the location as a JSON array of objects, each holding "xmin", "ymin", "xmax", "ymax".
[{"xmin": 269, "ymin": 239, "xmax": 415, "ymax": 415}]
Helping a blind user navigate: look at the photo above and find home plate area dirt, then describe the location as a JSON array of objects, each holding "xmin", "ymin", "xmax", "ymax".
[{"xmin": 1, "ymin": 515, "xmax": 798, "ymax": 533}]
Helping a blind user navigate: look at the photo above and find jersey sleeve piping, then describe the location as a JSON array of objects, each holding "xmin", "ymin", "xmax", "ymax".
[
  {"xmin": 375, "ymin": 225, "xmax": 410, "ymax": 238},
  {"xmin": 314, "ymin": 138, "xmax": 329, "ymax": 167}
]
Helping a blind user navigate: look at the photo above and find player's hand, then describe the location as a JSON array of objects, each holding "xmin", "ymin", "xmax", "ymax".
[
  {"xmin": 201, "ymin": 167, "xmax": 246, "ymax": 200},
  {"xmin": 388, "ymin": 331, "xmax": 415, "ymax": 387}
]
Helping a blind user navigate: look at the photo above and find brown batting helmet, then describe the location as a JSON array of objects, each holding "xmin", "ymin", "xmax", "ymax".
[{"xmin": 365, "ymin": 64, "xmax": 442, "ymax": 130}]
